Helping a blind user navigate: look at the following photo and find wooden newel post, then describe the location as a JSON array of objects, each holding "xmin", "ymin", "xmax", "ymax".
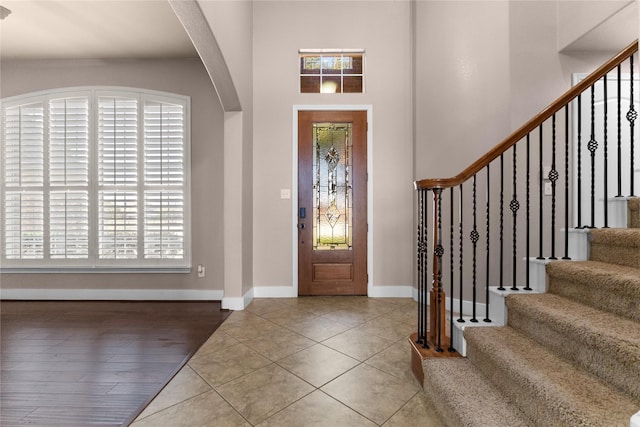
[{"xmin": 429, "ymin": 189, "xmax": 446, "ymax": 350}]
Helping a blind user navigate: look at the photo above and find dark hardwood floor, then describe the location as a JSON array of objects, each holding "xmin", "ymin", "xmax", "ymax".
[{"xmin": 0, "ymin": 301, "xmax": 230, "ymax": 426}]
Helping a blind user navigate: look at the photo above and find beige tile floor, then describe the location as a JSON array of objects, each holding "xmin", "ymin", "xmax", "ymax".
[{"xmin": 131, "ymin": 296, "xmax": 445, "ymax": 427}]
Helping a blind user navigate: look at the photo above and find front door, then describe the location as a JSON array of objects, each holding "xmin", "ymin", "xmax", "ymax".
[{"xmin": 298, "ymin": 110, "xmax": 367, "ymax": 295}]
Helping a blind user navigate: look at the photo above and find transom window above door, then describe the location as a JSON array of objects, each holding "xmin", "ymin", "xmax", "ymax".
[{"xmin": 299, "ymin": 50, "xmax": 364, "ymax": 94}]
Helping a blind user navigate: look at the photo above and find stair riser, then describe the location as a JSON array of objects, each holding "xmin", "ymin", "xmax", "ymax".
[
  {"xmin": 548, "ymin": 276, "xmax": 640, "ymax": 323},
  {"xmin": 507, "ymin": 301, "xmax": 640, "ymax": 400},
  {"xmin": 629, "ymin": 198, "xmax": 640, "ymax": 228},
  {"xmin": 590, "ymin": 243, "xmax": 640, "ymax": 268},
  {"xmin": 465, "ymin": 342, "xmax": 578, "ymax": 426}
]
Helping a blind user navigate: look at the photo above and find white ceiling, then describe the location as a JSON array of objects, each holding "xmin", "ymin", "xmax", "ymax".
[
  {"xmin": 0, "ymin": 0, "xmax": 198, "ymax": 59},
  {"xmin": 0, "ymin": 1, "xmax": 636, "ymax": 61}
]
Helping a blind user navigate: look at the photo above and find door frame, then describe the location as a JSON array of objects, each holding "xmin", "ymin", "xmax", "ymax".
[{"xmin": 292, "ymin": 105, "xmax": 373, "ymax": 297}]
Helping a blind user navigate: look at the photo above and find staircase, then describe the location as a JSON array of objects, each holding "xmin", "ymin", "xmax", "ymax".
[{"xmin": 421, "ymin": 199, "xmax": 640, "ymax": 426}]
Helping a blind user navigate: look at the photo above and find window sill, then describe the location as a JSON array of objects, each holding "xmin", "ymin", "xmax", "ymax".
[{"xmin": 0, "ymin": 267, "xmax": 192, "ymax": 274}]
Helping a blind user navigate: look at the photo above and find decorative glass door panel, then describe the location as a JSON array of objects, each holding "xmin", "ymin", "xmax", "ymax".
[
  {"xmin": 298, "ymin": 111, "xmax": 367, "ymax": 296},
  {"xmin": 313, "ymin": 123, "xmax": 352, "ymax": 251}
]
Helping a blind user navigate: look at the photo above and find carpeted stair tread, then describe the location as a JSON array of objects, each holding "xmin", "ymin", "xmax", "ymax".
[
  {"xmin": 422, "ymin": 358, "xmax": 528, "ymax": 427},
  {"xmin": 464, "ymin": 326, "xmax": 639, "ymax": 426},
  {"xmin": 589, "ymin": 228, "xmax": 640, "ymax": 268},
  {"xmin": 506, "ymin": 292, "xmax": 640, "ymax": 399},
  {"xmin": 546, "ymin": 260, "xmax": 640, "ymax": 321}
]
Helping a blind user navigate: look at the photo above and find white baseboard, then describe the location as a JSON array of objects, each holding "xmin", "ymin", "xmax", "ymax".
[
  {"xmin": 631, "ymin": 410, "xmax": 640, "ymax": 427},
  {"xmin": 0, "ymin": 288, "xmax": 224, "ymax": 301},
  {"xmin": 251, "ymin": 284, "xmax": 414, "ymax": 299},
  {"xmin": 368, "ymin": 285, "xmax": 414, "ymax": 298},
  {"xmin": 222, "ymin": 288, "xmax": 253, "ymax": 311},
  {"xmin": 253, "ymin": 286, "xmax": 297, "ymax": 298}
]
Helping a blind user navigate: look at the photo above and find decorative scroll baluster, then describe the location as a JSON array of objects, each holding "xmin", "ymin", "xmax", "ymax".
[
  {"xmin": 457, "ymin": 184, "xmax": 465, "ymax": 323},
  {"xmin": 485, "ymin": 165, "xmax": 492, "ymax": 322},
  {"xmin": 603, "ymin": 74, "xmax": 609, "ymax": 228},
  {"xmin": 416, "ymin": 189, "xmax": 428, "ymax": 348},
  {"xmin": 432, "ymin": 189, "xmax": 444, "ymax": 352},
  {"xmin": 525, "ymin": 134, "xmax": 532, "ymax": 290},
  {"xmin": 629, "ymin": 54, "xmax": 637, "ymax": 197},
  {"xmin": 589, "ymin": 84, "xmax": 598, "ymax": 228},
  {"xmin": 563, "ymin": 106, "xmax": 571, "ymax": 260},
  {"xmin": 537, "ymin": 124, "xmax": 545, "ymax": 259},
  {"xmin": 449, "ymin": 188, "xmax": 455, "ymax": 352},
  {"xmin": 577, "ymin": 95, "xmax": 583, "ymax": 228},
  {"xmin": 511, "ymin": 145, "xmax": 520, "ymax": 290},
  {"xmin": 470, "ymin": 175, "xmax": 479, "ymax": 323},
  {"xmin": 550, "ymin": 113, "xmax": 558, "ymax": 259}
]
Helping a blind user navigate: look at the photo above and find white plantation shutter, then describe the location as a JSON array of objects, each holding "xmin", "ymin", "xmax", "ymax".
[
  {"xmin": 98, "ymin": 96, "xmax": 138, "ymax": 186},
  {"xmin": 143, "ymin": 100, "xmax": 185, "ymax": 259},
  {"xmin": 49, "ymin": 96, "xmax": 90, "ymax": 259},
  {"xmin": 50, "ymin": 191, "xmax": 89, "ymax": 258},
  {"xmin": 98, "ymin": 191, "xmax": 138, "ymax": 259},
  {"xmin": 3, "ymin": 103, "xmax": 44, "ymax": 187},
  {"xmin": 4, "ymin": 192, "xmax": 44, "ymax": 259},
  {"xmin": 3, "ymin": 102, "xmax": 45, "ymax": 260},
  {"xmin": 144, "ymin": 101, "xmax": 184, "ymax": 186},
  {"xmin": 97, "ymin": 95, "xmax": 138, "ymax": 259},
  {"xmin": 49, "ymin": 97, "xmax": 89, "ymax": 186},
  {"xmin": 1, "ymin": 88, "xmax": 190, "ymax": 269}
]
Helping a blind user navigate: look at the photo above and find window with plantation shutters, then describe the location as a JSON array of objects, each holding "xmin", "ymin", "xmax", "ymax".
[{"xmin": 1, "ymin": 87, "xmax": 190, "ymax": 270}]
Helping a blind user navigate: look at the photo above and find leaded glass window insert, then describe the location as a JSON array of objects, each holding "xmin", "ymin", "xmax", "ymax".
[{"xmin": 313, "ymin": 123, "xmax": 352, "ymax": 250}]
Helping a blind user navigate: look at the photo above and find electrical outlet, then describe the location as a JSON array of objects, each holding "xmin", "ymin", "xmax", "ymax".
[
  {"xmin": 280, "ymin": 189, "xmax": 291, "ymax": 199},
  {"xmin": 197, "ymin": 264, "xmax": 205, "ymax": 278},
  {"xmin": 544, "ymin": 182, "xmax": 553, "ymax": 196}
]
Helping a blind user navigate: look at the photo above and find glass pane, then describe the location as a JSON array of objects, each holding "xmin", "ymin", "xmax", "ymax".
[
  {"xmin": 343, "ymin": 54, "xmax": 363, "ymax": 74},
  {"xmin": 343, "ymin": 76, "xmax": 363, "ymax": 93},
  {"xmin": 312, "ymin": 123, "xmax": 352, "ymax": 251},
  {"xmin": 321, "ymin": 55, "xmax": 343, "ymax": 75},
  {"xmin": 300, "ymin": 55, "xmax": 321, "ymax": 74},
  {"xmin": 320, "ymin": 76, "xmax": 342, "ymax": 94},
  {"xmin": 301, "ymin": 76, "xmax": 321, "ymax": 93}
]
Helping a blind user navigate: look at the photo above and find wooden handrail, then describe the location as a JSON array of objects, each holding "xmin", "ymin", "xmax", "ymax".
[{"xmin": 415, "ymin": 40, "xmax": 638, "ymax": 191}]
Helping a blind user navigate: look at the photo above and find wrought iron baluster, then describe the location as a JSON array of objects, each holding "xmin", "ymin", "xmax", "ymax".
[
  {"xmin": 457, "ymin": 184, "xmax": 465, "ymax": 323},
  {"xmin": 617, "ymin": 65, "xmax": 623, "ymax": 197},
  {"xmin": 563, "ymin": 106, "xmax": 571, "ymax": 260},
  {"xmin": 577, "ymin": 95, "xmax": 583, "ymax": 228},
  {"xmin": 525, "ymin": 134, "xmax": 532, "ymax": 290},
  {"xmin": 537, "ymin": 124, "xmax": 545, "ymax": 259},
  {"xmin": 550, "ymin": 113, "xmax": 558, "ymax": 259},
  {"xmin": 416, "ymin": 190, "xmax": 426, "ymax": 347},
  {"xmin": 589, "ymin": 84, "xmax": 598, "ymax": 228},
  {"xmin": 511, "ymin": 145, "xmax": 520, "ymax": 290},
  {"xmin": 449, "ymin": 188, "xmax": 455, "ymax": 352},
  {"xmin": 485, "ymin": 165, "xmax": 492, "ymax": 322},
  {"xmin": 433, "ymin": 188, "xmax": 444, "ymax": 353},
  {"xmin": 470, "ymin": 175, "xmax": 479, "ymax": 323},
  {"xmin": 498, "ymin": 154, "xmax": 505, "ymax": 291},
  {"xmin": 629, "ymin": 54, "xmax": 637, "ymax": 197},
  {"xmin": 603, "ymin": 74, "xmax": 609, "ymax": 228}
]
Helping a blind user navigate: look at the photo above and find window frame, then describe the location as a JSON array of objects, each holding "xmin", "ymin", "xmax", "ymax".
[
  {"xmin": 299, "ymin": 49, "xmax": 365, "ymax": 94},
  {"xmin": 1, "ymin": 87, "xmax": 191, "ymax": 272}
]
